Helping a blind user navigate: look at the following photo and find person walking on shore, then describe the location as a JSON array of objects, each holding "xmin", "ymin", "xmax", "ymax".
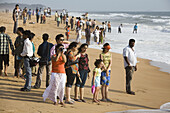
[
  {"xmin": 34, "ymin": 33, "xmax": 54, "ymax": 89},
  {"xmin": 133, "ymin": 23, "xmax": 138, "ymax": 34},
  {"xmin": 118, "ymin": 24, "xmax": 123, "ymax": 33},
  {"xmin": 20, "ymin": 30, "xmax": 33, "ymax": 92},
  {"xmin": 85, "ymin": 25, "xmax": 91, "ymax": 45},
  {"xmin": 0, "ymin": 26, "xmax": 14, "ymax": 76},
  {"xmin": 12, "ymin": 4, "xmax": 20, "ymax": 34},
  {"xmin": 123, "ymin": 39, "xmax": 137, "ymax": 95},
  {"xmin": 43, "ymin": 44, "xmax": 67, "ymax": 106},
  {"xmin": 107, "ymin": 21, "xmax": 111, "ymax": 33}
]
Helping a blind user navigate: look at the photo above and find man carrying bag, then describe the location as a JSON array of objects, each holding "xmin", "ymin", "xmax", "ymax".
[{"xmin": 34, "ymin": 33, "xmax": 54, "ymax": 88}]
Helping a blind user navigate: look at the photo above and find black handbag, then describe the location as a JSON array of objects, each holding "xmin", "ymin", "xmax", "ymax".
[{"xmin": 29, "ymin": 57, "xmax": 40, "ymax": 67}]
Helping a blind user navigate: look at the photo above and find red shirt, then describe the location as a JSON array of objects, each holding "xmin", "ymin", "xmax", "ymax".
[{"xmin": 52, "ymin": 55, "xmax": 65, "ymax": 73}]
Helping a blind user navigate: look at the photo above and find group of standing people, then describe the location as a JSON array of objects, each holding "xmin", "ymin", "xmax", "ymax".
[{"xmin": 2, "ymin": 4, "xmax": 138, "ymax": 107}]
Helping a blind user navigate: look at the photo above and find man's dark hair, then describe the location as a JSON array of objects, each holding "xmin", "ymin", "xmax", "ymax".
[
  {"xmin": 129, "ymin": 39, "xmax": 135, "ymax": 44},
  {"xmin": 55, "ymin": 34, "xmax": 64, "ymax": 42},
  {"xmin": 17, "ymin": 27, "xmax": 24, "ymax": 33},
  {"xmin": 29, "ymin": 32, "xmax": 35, "ymax": 40},
  {"xmin": 94, "ymin": 59, "xmax": 103, "ymax": 67},
  {"xmin": 15, "ymin": 4, "xmax": 19, "ymax": 7},
  {"xmin": 23, "ymin": 30, "xmax": 31, "ymax": 36},
  {"xmin": 42, "ymin": 33, "xmax": 49, "ymax": 41},
  {"xmin": 0, "ymin": 26, "xmax": 6, "ymax": 33}
]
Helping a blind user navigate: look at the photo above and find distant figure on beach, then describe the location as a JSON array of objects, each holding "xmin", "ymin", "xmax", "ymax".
[
  {"xmin": 55, "ymin": 11, "xmax": 58, "ymax": 21},
  {"xmin": 22, "ymin": 9, "xmax": 27, "ymax": 25},
  {"xmin": 85, "ymin": 25, "xmax": 91, "ymax": 45},
  {"xmin": 100, "ymin": 43, "xmax": 112, "ymax": 102},
  {"xmin": 70, "ymin": 16, "xmax": 74, "ymax": 30},
  {"xmin": 0, "ymin": 26, "xmax": 14, "ymax": 76},
  {"xmin": 60, "ymin": 13, "xmax": 63, "ymax": 24},
  {"xmin": 34, "ymin": 33, "xmax": 54, "ymax": 89},
  {"xmin": 107, "ymin": 21, "xmax": 111, "ymax": 33},
  {"xmin": 28, "ymin": 9, "xmax": 31, "ymax": 20},
  {"xmin": 93, "ymin": 26, "xmax": 100, "ymax": 44},
  {"xmin": 66, "ymin": 25, "xmax": 70, "ymax": 41},
  {"xmin": 12, "ymin": 4, "xmax": 20, "ymax": 33},
  {"xmin": 57, "ymin": 16, "xmax": 61, "ymax": 27},
  {"xmin": 20, "ymin": 30, "xmax": 33, "ymax": 92},
  {"xmin": 118, "ymin": 24, "xmax": 123, "ymax": 33},
  {"xmin": 76, "ymin": 25, "xmax": 82, "ymax": 43},
  {"xmin": 102, "ymin": 22, "xmax": 106, "ymax": 37},
  {"xmin": 133, "ymin": 23, "xmax": 138, "ymax": 34},
  {"xmin": 36, "ymin": 9, "xmax": 40, "ymax": 23},
  {"xmin": 123, "ymin": 39, "xmax": 137, "ymax": 95},
  {"xmin": 92, "ymin": 19, "xmax": 96, "ymax": 29}
]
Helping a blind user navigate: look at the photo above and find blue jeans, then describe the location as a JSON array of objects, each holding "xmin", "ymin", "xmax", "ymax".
[
  {"xmin": 76, "ymin": 70, "xmax": 88, "ymax": 88},
  {"xmin": 24, "ymin": 58, "xmax": 32, "ymax": 90}
]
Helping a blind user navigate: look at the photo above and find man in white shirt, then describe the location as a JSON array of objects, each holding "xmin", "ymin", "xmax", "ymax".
[
  {"xmin": 20, "ymin": 30, "xmax": 33, "ymax": 91},
  {"xmin": 123, "ymin": 39, "xmax": 137, "ymax": 95}
]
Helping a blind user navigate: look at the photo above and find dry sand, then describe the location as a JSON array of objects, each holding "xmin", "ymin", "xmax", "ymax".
[{"xmin": 0, "ymin": 12, "xmax": 170, "ymax": 113}]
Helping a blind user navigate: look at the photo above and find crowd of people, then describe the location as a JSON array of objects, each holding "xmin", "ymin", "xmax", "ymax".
[{"xmin": 0, "ymin": 4, "xmax": 138, "ymax": 106}]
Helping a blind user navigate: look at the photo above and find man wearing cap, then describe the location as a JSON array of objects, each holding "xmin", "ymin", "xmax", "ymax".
[{"xmin": 123, "ymin": 39, "xmax": 137, "ymax": 95}]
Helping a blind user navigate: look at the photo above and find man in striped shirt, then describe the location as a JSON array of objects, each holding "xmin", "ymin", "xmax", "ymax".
[{"xmin": 0, "ymin": 26, "xmax": 14, "ymax": 76}]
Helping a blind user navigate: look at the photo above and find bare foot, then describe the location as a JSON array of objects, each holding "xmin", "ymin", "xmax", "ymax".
[
  {"xmin": 4, "ymin": 72, "xmax": 8, "ymax": 76},
  {"xmin": 60, "ymin": 102, "xmax": 66, "ymax": 107},
  {"xmin": 93, "ymin": 99, "xmax": 99, "ymax": 103}
]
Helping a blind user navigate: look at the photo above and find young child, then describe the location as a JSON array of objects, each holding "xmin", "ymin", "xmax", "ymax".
[{"xmin": 92, "ymin": 59, "xmax": 105, "ymax": 103}]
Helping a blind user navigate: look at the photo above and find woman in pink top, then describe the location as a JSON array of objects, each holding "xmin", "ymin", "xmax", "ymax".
[{"xmin": 43, "ymin": 44, "xmax": 67, "ymax": 106}]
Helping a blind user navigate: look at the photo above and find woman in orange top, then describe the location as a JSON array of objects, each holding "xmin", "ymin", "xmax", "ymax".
[{"xmin": 43, "ymin": 44, "xmax": 67, "ymax": 106}]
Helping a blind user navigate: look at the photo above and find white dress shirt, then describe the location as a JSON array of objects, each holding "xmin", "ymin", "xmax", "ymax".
[
  {"xmin": 21, "ymin": 38, "xmax": 33, "ymax": 57},
  {"xmin": 123, "ymin": 45, "xmax": 137, "ymax": 68}
]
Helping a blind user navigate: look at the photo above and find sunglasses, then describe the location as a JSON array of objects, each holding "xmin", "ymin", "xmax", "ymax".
[{"xmin": 60, "ymin": 39, "xmax": 65, "ymax": 41}]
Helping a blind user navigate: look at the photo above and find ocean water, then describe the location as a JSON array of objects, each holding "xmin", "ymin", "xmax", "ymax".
[{"xmin": 67, "ymin": 11, "xmax": 170, "ymax": 73}]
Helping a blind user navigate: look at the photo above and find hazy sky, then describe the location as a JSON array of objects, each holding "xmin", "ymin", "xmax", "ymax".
[{"xmin": 0, "ymin": 0, "xmax": 170, "ymax": 11}]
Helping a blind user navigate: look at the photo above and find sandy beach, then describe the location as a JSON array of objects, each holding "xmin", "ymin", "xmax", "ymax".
[{"xmin": 0, "ymin": 12, "xmax": 170, "ymax": 113}]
